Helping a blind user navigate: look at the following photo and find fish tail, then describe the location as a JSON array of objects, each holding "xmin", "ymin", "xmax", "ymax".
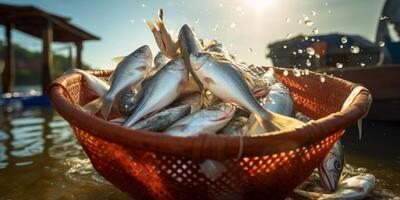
[
  {"xmin": 294, "ymin": 189, "xmax": 324, "ymax": 200},
  {"xmin": 199, "ymin": 159, "xmax": 226, "ymax": 181},
  {"xmin": 255, "ymin": 110, "xmax": 304, "ymax": 132},
  {"xmin": 100, "ymin": 93, "xmax": 114, "ymax": 119},
  {"xmin": 145, "ymin": 19, "xmax": 156, "ymax": 31},
  {"xmin": 82, "ymin": 97, "xmax": 103, "ymax": 114}
]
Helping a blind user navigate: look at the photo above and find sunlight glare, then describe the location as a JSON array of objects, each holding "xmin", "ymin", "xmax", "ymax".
[{"xmin": 245, "ymin": 0, "xmax": 275, "ymax": 12}]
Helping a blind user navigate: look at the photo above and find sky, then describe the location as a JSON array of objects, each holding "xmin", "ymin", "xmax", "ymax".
[{"xmin": 0, "ymin": 0, "xmax": 386, "ymax": 69}]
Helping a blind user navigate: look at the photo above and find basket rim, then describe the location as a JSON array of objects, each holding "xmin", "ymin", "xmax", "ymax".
[{"xmin": 47, "ymin": 68, "xmax": 371, "ymax": 160}]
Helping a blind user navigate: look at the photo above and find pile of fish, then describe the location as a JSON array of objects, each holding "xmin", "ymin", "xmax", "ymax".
[{"xmin": 71, "ymin": 9, "xmax": 380, "ymax": 198}]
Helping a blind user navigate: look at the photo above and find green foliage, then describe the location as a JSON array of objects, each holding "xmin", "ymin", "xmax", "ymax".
[{"xmin": 0, "ymin": 41, "xmax": 91, "ymax": 86}]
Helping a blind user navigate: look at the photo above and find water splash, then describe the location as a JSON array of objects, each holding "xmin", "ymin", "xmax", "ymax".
[
  {"xmin": 350, "ymin": 46, "xmax": 360, "ymax": 54},
  {"xmin": 306, "ymin": 47, "xmax": 315, "ymax": 55},
  {"xmin": 341, "ymin": 37, "xmax": 348, "ymax": 44},
  {"xmin": 305, "ymin": 20, "xmax": 314, "ymax": 26},
  {"xmin": 312, "ymin": 28, "xmax": 319, "ymax": 34},
  {"xmin": 283, "ymin": 70, "xmax": 289, "ymax": 76},
  {"xmin": 311, "ymin": 11, "xmax": 317, "ymax": 16},
  {"xmin": 336, "ymin": 63, "xmax": 343, "ymax": 69}
]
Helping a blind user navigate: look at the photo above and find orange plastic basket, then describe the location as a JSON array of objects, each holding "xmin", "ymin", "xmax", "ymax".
[{"xmin": 47, "ymin": 68, "xmax": 371, "ymax": 200}]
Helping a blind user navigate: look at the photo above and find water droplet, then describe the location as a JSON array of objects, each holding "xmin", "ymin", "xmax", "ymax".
[
  {"xmin": 286, "ymin": 17, "xmax": 290, "ymax": 23},
  {"xmin": 324, "ymin": 2, "xmax": 328, "ymax": 6},
  {"xmin": 248, "ymin": 48, "xmax": 253, "ymax": 53},
  {"xmin": 315, "ymin": 54, "xmax": 320, "ymax": 59},
  {"xmin": 213, "ymin": 24, "xmax": 219, "ymax": 31},
  {"xmin": 298, "ymin": 49, "xmax": 303, "ymax": 53},
  {"xmin": 379, "ymin": 16, "xmax": 388, "ymax": 21},
  {"xmin": 303, "ymin": 16, "xmax": 310, "ymax": 21},
  {"xmin": 297, "ymin": 19, "xmax": 303, "ymax": 24},
  {"xmin": 306, "ymin": 59, "xmax": 311, "ymax": 67},
  {"xmin": 350, "ymin": 46, "xmax": 360, "ymax": 54},
  {"xmin": 292, "ymin": 51, "xmax": 297, "ymax": 55},
  {"xmin": 340, "ymin": 45, "xmax": 344, "ymax": 48},
  {"xmin": 286, "ymin": 33, "xmax": 292, "ymax": 39},
  {"xmin": 219, "ymin": 3, "xmax": 223, "ymax": 7},
  {"xmin": 311, "ymin": 11, "xmax": 317, "ymax": 16},
  {"xmin": 283, "ymin": 70, "xmax": 289, "ymax": 76},
  {"xmin": 195, "ymin": 18, "xmax": 200, "ymax": 24},
  {"xmin": 305, "ymin": 69, "xmax": 310, "ymax": 75},
  {"xmin": 236, "ymin": 6, "xmax": 242, "ymax": 12},
  {"xmin": 341, "ymin": 37, "xmax": 348, "ymax": 44},
  {"xmin": 293, "ymin": 68, "xmax": 301, "ymax": 77},
  {"xmin": 305, "ymin": 20, "xmax": 314, "ymax": 26},
  {"xmin": 378, "ymin": 41, "xmax": 385, "ymax": 47},
  {"xmin": 283, "ymin": 45, "xmax": 287, "ymax": 49},
  {"xmin": 141, "ymin": 3, "xmax": 146, "ymax": 8},
  {"xmin": 312, "ymin": 28, "xmax": 319, "ymax": 34},
  {"xmin": 305, "ymin": 36, "xmax": 309, "ymax": 40},
  {"xmin": 311, "ymin": 38, "xmax": 315, "ymax": 42},
  {"xmin": 306, "ymin": 47, "xmax": 315, "ymax": 55},
  {"xmin": 129, "ymin": 19, "xmax": 135, "ymax": 24},
  {"xmin": 360, "ymin": 62, "xmax": 365, "ymax": 67},
  {"xmin": 336, "ymin": 63, "xmax": 343, "ymax": 68},
  {"xmin": 328, "ymin": 10, "xmax": 332, "ymax": 14},
  {"xmin": 230, "ymin": 22, "xmax": 236, "ymax": 29},
  {"xmin": 320, "ymin": 76, "xmax": 325, "ymax": 83}
]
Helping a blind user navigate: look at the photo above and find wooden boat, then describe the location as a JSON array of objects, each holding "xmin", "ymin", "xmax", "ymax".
[{"xmin": 319, "ymin": 65, "xmax": 400, "ymax": 121}]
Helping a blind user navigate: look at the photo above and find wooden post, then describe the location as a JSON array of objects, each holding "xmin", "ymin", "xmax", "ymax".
[
  {"xmin": 75, "ymin": 41, "xmax": 82, "ymax": 69},
  {"xmin": 2, "ymin": 22, "xmax": 15, "ymax": 93},
  {"xmin": 41, "ymin": 20, "xmax": 53, "ymax": 94}
]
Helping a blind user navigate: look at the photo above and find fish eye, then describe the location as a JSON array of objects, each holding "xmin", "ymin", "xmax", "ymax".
[
  {"xmin": 333, "ymin": 160, "xmax": 341, "ymax": 170},
  {"xmin": 194, "ymin": 52, "xmax": 201, "ymax": 56}
]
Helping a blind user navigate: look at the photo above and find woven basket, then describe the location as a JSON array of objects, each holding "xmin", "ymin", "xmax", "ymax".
[{"xmin": 47, "ymin": 68, "xmax": 371, "ymax": 200}]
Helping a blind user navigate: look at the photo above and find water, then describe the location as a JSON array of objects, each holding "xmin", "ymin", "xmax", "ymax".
[
  {"xmin": 0, "ymin": 108, "xmax": 398, "ymax": 199},
  {"xmin": 0, "ymin": 108, "xmax": 130, "ymax": 199}
]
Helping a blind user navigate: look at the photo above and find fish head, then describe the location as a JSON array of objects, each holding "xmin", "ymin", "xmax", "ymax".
[
  {"xmin": 319, "ymin": 141, "xmax": 345, "ymax": 192},
  {"xmin": 154, "ymin": 52, "xmax": 170, "ymax": 69},
  {"xmin": 189, "ymin": 52, "xmax": 211, "ymax": 71},
  {"xmin": 179, "ymin": 24, "xmax": 196, "ymax": 41},
  {"xmin": 166, "ymin": 58, "xmax": 187, "ymax": 72},
  {"xmin": 132, "ymin": 45, "xmax": 153, "ymax": 64},
  {"xmin": 201, "ymin": 103, "xmax": 236, "ymax": 123}
]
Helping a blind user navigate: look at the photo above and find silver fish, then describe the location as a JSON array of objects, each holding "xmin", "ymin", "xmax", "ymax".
[
  {"xmin": 295, "ymin": 112, "xmax": 313, "ymax": 123},
  {"xmin": 130, "ymin": 105, "xmax": 191, "ymax": 132},
  {"xmin": 72, "ymin": 69, "xmax": 109, "ymax": 97},
  {"xmin": 296, "ymin": 113, "xmax": 345, "ymax": 192},
  {"xmin": 122, "ymin": 58, "xmax": 188, "ymax": 127},
  {"xmin": 189, "ymin": 52, "xmax": 304, "ymax": 132},
  {"xmin": 172, "ymin": 93, "xmax": 202, "ymax": 113},
  {"xmin": 154, "ymin": 52, "xmax": 171, "ymax": 70},
  {"xmin": 295, "ymin": 174, "xmax": 376, "ymax": 200},
  {"xmin": 119, "ymin": 87, "xmax": 139, "ymax": 116},
  {"xmin": 101, "ymin": 45, "xmax": 152, "ymax": 119},
  {"xmin": 164, "ymin": 103, "xmax": 236, "ymax": 181},
  {"xmin": 220, "ymin": 116, "xmax": 249, "ymax": 136},
  {"xmin": 319, "ymin": 140, "xmax": 345, "ymax": 192},
  {"xmin": 178, "ymin": 24, "xmax": 204, "ymax": 95},
  {"xmin": 248, "ymin": 82, "xmax": 295, "ymax": 134},
  {"xmin": 145, "ymin": 9, "xmax": 179, "ymax": 58}
]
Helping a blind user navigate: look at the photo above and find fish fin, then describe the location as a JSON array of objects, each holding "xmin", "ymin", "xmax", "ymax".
[
  {"xmin": 294, "ymin": 189, "xmax": 325, "ymax": 199},
  {"xmin": 100, "ymin": 94, "xmax": 114, "ymax": 119},
  {"xmin": 109, "ymin": 117, "xmax": 125, "ymax": 124},
  {"xmin": 257, "ymin": 111, "xmax": 304, "ymax": 132},
  {"xmin": 136, "ymin": 65, "xmax": 147, "ymax": 72},
  {"xmin": 204, "ymin": 77, "xmax": 215, "ymax": 86},
  {"xmin": 112, "ymin": 56, "xmax": 125, "ymax": 63},
  {"xmin": 145, "ymin": 19, "xmax": 156, "ymax": 31},
  {"xmin": 82, "ymin": 98, "xmax": 103, "ymax": 114},
  {"xmin": 177, "ymin": 78, "xmax": 188, "ymax": 94},
  {"xmin": 158, "ymin": 9, "xmax": 164, "ymax": 20},
  {"xmin": 199, "ymin": 159, "xmax": 226, "ymax": 181},
  {"xmin": 168, "ymin": 124, "xmax": 188, "ymax": 132},
  {"xmin": 357, "ymin": 119, "xmax": 363, "ymax": 140}
]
